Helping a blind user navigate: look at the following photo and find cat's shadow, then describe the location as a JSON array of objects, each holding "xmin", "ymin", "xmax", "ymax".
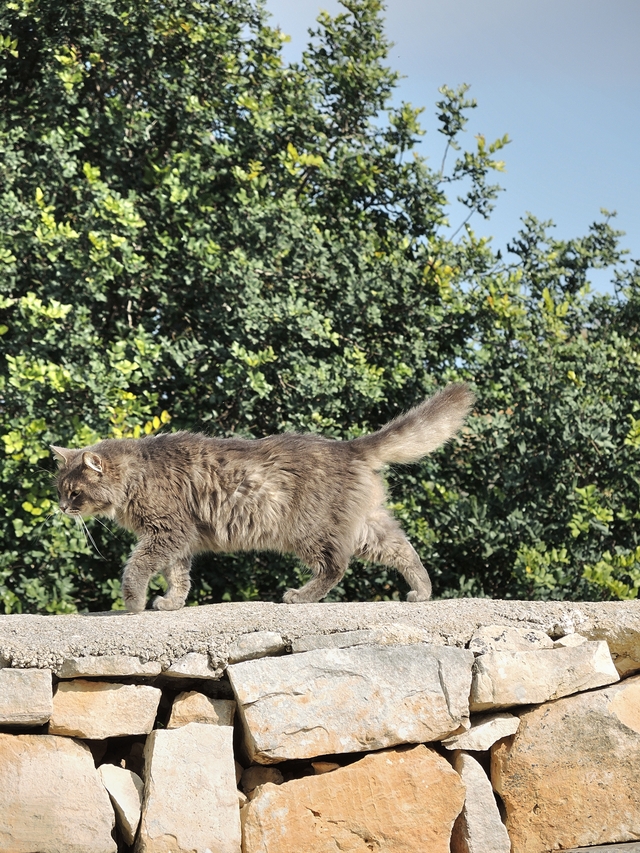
[{"xmin": 82, "ymin": 610, "xmax": 138, "ymax": 617}]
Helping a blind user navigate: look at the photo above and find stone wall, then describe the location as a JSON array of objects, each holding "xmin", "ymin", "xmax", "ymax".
[{"xmin": 0, "ymin": 600, "xmax": 639, "ymax": 853}]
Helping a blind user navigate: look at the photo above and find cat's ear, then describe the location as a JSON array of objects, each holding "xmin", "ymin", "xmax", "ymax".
[
  {"xmin": 82, "ymin": 451, "xmax": 103, "ymax": 474},
  {"xmin": 50, "ymin": 446, "xmax": 73, "ymax": 466}
]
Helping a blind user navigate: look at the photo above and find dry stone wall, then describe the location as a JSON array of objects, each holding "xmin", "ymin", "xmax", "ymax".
[{"xmin": 0, "ymin": 600, "xmax": 639, "ymax": 853}]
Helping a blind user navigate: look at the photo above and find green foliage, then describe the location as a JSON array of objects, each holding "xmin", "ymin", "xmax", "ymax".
[{"xmin": 0, "ymin": 0, "xmax": 638, "ymax": 611}]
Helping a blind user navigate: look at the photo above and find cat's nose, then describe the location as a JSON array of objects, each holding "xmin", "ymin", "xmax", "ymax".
[{"xmin": 59, "ymin": 499, "xmax": 69, "ymax": 512}]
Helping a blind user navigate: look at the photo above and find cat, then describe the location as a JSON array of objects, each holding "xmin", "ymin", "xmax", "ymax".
[{"xmin": 52, "ymin": 383, "xmax": 474, "ymax": 612}]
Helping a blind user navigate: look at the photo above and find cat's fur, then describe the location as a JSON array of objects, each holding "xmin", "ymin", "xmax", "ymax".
[{"xmin": 52, "ymin": 383, "xmax": 474, "ymax": 612}]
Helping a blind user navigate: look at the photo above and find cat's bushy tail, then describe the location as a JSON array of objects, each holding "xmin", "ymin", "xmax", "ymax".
[{"xmin": 352, "ymin": 383, "xmax": 474, "ymax": 468}]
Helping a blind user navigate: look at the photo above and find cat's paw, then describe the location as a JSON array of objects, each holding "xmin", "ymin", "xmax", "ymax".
[
  {"xmin": 124, "ymin": 596, "xmax": 147, "ymax": 613},
  {"xmin": 406, "ymin": 589, "xmax": 431, "ymax": 602},
  {"xmin": 151, "ymin": 594, "xmax": 186, "ymax": 611},
  {"xmin": 282, "ymin": 588, "xmax": 303, "ymax": 604}
]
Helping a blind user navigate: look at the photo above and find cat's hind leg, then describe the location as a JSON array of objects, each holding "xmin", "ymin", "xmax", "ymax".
[
  {"xmin": 283, "ymin": 543, "xmax": 349, "ymax": 604},
  {"xmin": 122, "ymin": 538, "xmax": 191, "ymax": 612},
  {"xmin": 355, "ymin": 509, "xmax": 432, "ymax": 602},
  {"xmin": 151, "ymin": 554, "xmax": 192, "ymax": 611}
]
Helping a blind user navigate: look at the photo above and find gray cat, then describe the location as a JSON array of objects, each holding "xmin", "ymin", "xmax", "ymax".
[{"xmin": 52, "ymin": 383, "xmax": 474, "ymax": 612}]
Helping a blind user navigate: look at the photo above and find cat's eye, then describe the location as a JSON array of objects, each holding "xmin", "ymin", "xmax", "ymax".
[{"xmin": 70, "ymin": 490, "xmax": 80, "ymax": 499}]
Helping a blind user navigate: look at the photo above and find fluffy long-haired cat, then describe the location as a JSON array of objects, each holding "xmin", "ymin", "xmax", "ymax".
[{"xmin": 52, "ymin": 383, "xmax": 474, "ymax": 612}]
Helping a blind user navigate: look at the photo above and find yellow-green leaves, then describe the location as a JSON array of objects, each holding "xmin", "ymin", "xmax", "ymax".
[
  {"xmin": 624, "ymin": 415, "xmax": 640, "ymax": 449},
  {"xmin": 584, "ymin": 548, "xmax": 640, "ymax": 600},
  {"xmin": 569, "ymin": 485, "xmax": 615, "ymax": 539},
  {"xmin": 53, "ymin": 45, "xmax": 85, "ymax": 92},
  {"xmin": 228, "ymin": 343, "xmax": 278, "ymax": 398},
  {"xmin": 282, "ymin": 142, "xmax": 324, "ymax": 176},
  {"xmin": 1, "ymin": 33, "xmax": 19, "ymax": 58}
]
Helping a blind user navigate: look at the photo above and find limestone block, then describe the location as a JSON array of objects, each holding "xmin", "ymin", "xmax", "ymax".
[
  {"xmin": 227, "ymin": 631, "xmax": 285, "ymax": 663},
  {"xmin": 469, "ymin": 625, "xmax": 553, "ymax": 655},
  {"xmin": 241, "ymin": 765, "xmax": 285, "ymax": 796},
  {"xmin": 137, "ymin": 722, "xmax": 241, "ymax": 853},
  {"xmin": 99, "ymin": 763, "xmax": 143, "ymax": 846},
  {"xmin": 450, "ymin": 751, "xmax": 510, "ymax": 853},
  {"xmin": 492, "ymin": 674, "xmax": 640, "ymax": 853},
  {"xmin": 49, "ymin": 680, "xmax": 161, "ymax": 739},
  {"xmin": 0, "ymin": 733, "xmax": 116, "ymax": 853},
  {"xmin": 553, "ymin": 633, "xmax": 587, "ymax": 648},
  {"xmin": 312, "ymin": 761, "xmax": 341, "ymax": 774},
  {"xmin": 0, "ymin": 668, "xmax": 52, "ymax": 726},
  {"xmin": 470, "ymin": 640, "xmax": 619, "ymax": 711},
  {"xmin": 228, "ymin": 644, "xmax": 474, "ymax": 762},
  {"xmin": 58, "ymin": 654, "xmax": 161, "ymax": 678},
  {"xmin": 442, "ymin": 712, "xmax": 520, "ymax": 751},
  {"xmin": 167, "ymin": 691, "xmax": 235, "ymax": 728},
  {"xmin": 163, "ymin": 651, "xmax": 221, "ymax": 679},
  {"xmin": 242, "ymin": 745, "xmax": 465, "ymax": 853}
]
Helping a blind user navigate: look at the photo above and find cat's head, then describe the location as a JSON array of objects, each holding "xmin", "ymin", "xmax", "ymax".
[{"xmin": 51, "ymin": 445, "xmax": 120, "ymax": 519}]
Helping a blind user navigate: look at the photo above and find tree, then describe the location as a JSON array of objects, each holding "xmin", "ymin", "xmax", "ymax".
[{"xmin": 1, "ymin": 0, "xmax": 638, "ymax": 612}]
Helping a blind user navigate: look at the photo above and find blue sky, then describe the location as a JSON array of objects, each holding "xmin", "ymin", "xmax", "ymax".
[{"xmin": 264, "ymin": 0, "xmax": 640, "ymax": 293}]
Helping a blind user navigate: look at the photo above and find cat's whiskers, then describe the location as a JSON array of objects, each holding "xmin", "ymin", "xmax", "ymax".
[
  {"xmin": 91, "ymin": 515, "xmax": 120, "ymax": 539},
  {"xmin": 70, "ymin": 512, "xmax": 106, "ymax": 559}
]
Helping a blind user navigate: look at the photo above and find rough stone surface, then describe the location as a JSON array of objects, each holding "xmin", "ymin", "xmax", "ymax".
[
  {"xmin": 470, "ymin": 640, "xmax": 619, "ymax": 710},
  {"xmin": 49, "ymin": 680, "xmax": 161, "ymax": 739},
  {"xmin": 468, "ymin": 625, "xmax": 553, "ymax": 654},
  {"xmin": 0, "ymin": 600, "xmax": 638, "ymax": 674},
  {"xmin": 450, "ymin": 751, "xmax": 511, "ymax": 853},
  {"xmin": 290, "ymin": 623, "xmax": 433, "ymax": 653},
  {"xmin": 492, "ymin": 674, "xmax": 640, "ymax": 853},
  {"xmin": 99, "ymin": 763, "xmax": 143, "ymax": 846},
  {"xmin": 58, "ymin": 654, "xmax": 162, "ymax": 678},
  {"xmin": 240, "ymin": 765, "xmax": 285, "ymax": 796},
  {"xmin": 242, "ymin": 745, "xmax": 465, "ymax": 853},
  {"xmin": 0, "ymin": 733, "xmax": 116, "ymax": 853},
  {"xmin": 137, "ymin": 722, "xmax": 241, "ymax": 853},
  {"xmin": 0, "ymin": 667, "xmax": 52, "ymax": 726},
  {"xmin": 227, "ymin": 631, "xmax": 285, "ymax": 663},
  {"xmin": 442, "ymin": 712, "xmax": 520, "ymax": 751},
  {"xmin": 229, "ymin": 644, "xmax": 474, "ymax": 762},
  {"xmin": 553, "ymin": 633, "xmax": 587, "ymax": 648},
  {"xmin": 312, "ymin": 761, "xmax": 341, "ymax": 774},
  {"xmin": 163, "ymin": 651, "xmax": 222, "ymax": 679},
  {"xmin": 167, "ymin": 691, "xmax": 235, "ymax": 728}
]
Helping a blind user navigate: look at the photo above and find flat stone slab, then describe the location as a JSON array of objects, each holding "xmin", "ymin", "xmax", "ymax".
[
  {"xmin": 57, "ymin": 654, "xmax": 162, "ymax": 678},
  {"xmin": 0, "ymin": 733, "xmax": 116, "ymax": 853},
  {"xmin": 99, "ymin": 764, "xmax": 143, "ymax": 846},
  {"xmin": 167, "ymin": 692, "xmax": 235, "ymax": 728},
  {"xmin": 470, "ymin": 640, "xmax": 619, "ymax": 710},
  {"xmin": 49, "ymin": 680, "xmax": 162, "ymax": 739},
  {"xmin": 0, "ymin": 668, "xmax": 52, "ymax": 726},
  {"xmin": 229, "ymin": 644, "xmax": 474, "ymax": 762},
  {"xmin": 227, "ymin": 631, "xmax": 285, "ymax": 663},
  {"xmin": 451, "ymin": 751, "xmax": 511, "ymax": 853},
  {"xmin": 0, "ymin": 600, "xmax": 638, "ymax": 675},
  {"xmin": 442, "ymin": 712, "xmax": 520, "ymax": 751},
  {"xmin": 242, "ymin": 745, "xmax": 465, "ymax": 853},
  {"xmin": 492, "ymin": 674, "xmax": 640, "ymax": 853},
  {"xmin": 137, "ymin": 722, "xmax": 241, "ymax": 853}
]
